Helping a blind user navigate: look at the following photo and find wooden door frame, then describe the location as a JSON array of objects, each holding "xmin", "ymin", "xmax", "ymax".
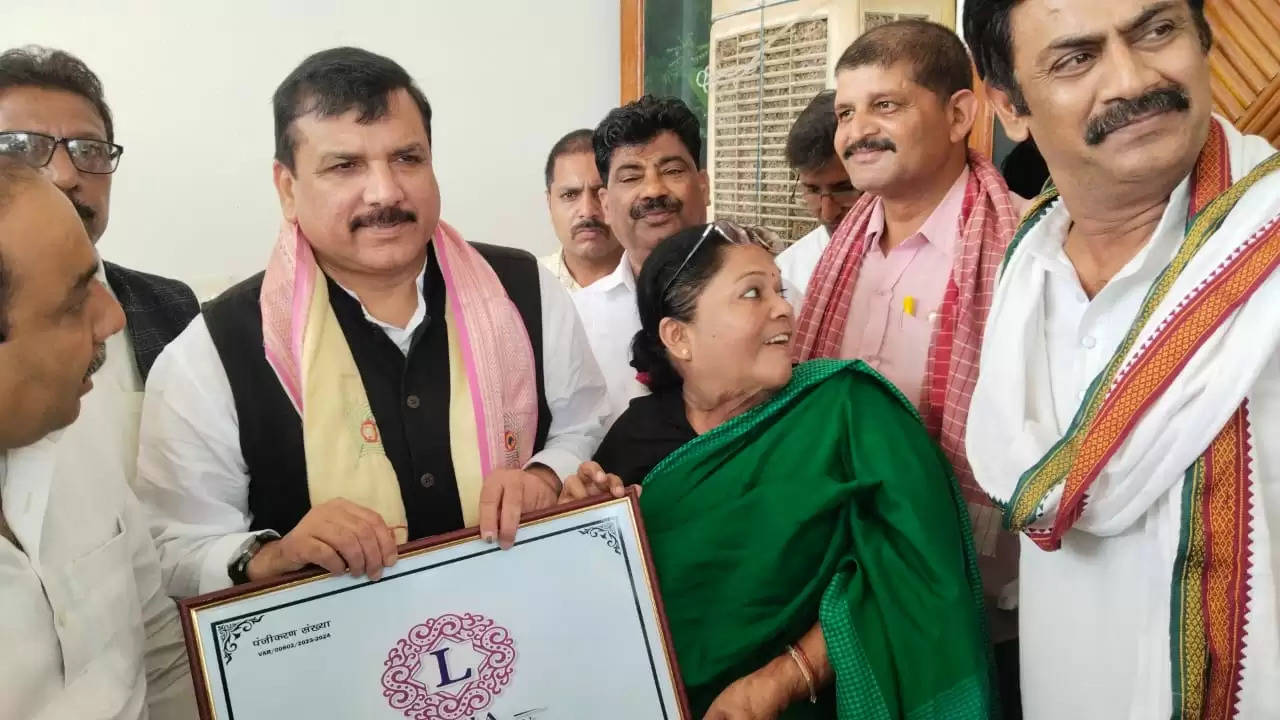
[{"xmin": 621, "ymin": 0, "xmax": 645, "ymax": 103}]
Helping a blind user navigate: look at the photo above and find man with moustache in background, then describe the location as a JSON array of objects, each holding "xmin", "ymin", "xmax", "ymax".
[
  {"xmin": 540, "ymin": 128, "xmax": 622, "ymax": 292},
  {"xmin": 0, "ymin": 47, "xmax": 198, "ymax": 491},
  {"xmin": 573, "ymin": 95, "xmax": 709, "ymax": 422},
  {"xmin": 776, "ymin": 89, "xmax": 861, "ymax": 301}
]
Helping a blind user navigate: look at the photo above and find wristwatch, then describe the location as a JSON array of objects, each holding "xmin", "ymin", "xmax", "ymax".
[{"xmin": 227, "ymin": 531, "xmax": 279, "ymax": 585}]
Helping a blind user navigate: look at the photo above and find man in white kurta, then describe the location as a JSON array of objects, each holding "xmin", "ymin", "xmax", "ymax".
[
  {"xmin": 962, "ymin": 0, "xmax": 1280, "ymax": 715},
  {"xmin": 0, "ymin": 164, "xmax": 195, "ymax": 719}
]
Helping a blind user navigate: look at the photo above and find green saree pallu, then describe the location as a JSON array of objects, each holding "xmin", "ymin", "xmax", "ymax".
[{"xmin": 640, "ymin": 360, "xmax": 993, "ymax": 719}]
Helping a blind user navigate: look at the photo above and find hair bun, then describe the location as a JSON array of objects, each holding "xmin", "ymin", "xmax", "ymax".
[{"xmin": 630, "ymin": 329, "xmax": 681, "ymax": 390}]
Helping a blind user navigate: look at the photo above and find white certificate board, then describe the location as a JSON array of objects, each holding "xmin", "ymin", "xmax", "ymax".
[{"xmin": 181, "ymin": 493, "xmax": 689, "ymax": 720}]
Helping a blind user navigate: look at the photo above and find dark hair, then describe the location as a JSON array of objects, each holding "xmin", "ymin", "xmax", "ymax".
[
  {"xmin": 593, "ymin": 94, "xmax": 702, "ymax": 183},
  {"xmin": 835, "ymin": 19, "xmax": 973, "ymax": 103},
  {"xmin": 1001, "ymin": 138, "xmax": 1051, "ymax": 197},
  {"xmin": 0, "ymin": 158, "xmax": 40, "ymax": 340},
  {"xmin": 0, "ymin": 46, "xmax": 114, "ymax": 142},
  {"xmin": 785, "ymin": 90, "xmax": 839, "ymax": 173},
  {"xmin": 964, "ymin": 0, "xmax": 1212, "ymax": 114},
  {"xmin": 631, "ymin": 224, "xmax": 730, "ymax": 390},
  {"xmin": 544, "ymin": 128, "xmax": 595, "ymax": 190},
  {"xmin": 273, "ymin": 47, "xmax": 433, "ymax": 171}
]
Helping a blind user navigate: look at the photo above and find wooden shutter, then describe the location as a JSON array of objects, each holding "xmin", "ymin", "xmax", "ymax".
[{"xmin": 1206, "ymin": 0, "xmax": 1280, "ymax": 144}]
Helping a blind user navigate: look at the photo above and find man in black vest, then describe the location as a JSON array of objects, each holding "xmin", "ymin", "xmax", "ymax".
[
  {"xmin": 134, "ymin": 48, "xmax": 609, "ymax": 598},
  {"xmin": 0, "ymin": 47, "xmax": 199, "ymax": 490}
]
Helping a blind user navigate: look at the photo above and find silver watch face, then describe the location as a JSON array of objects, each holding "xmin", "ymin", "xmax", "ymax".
[{"xmin": 230, "ymin": 537, "xmax": 260, "ymax": 575}]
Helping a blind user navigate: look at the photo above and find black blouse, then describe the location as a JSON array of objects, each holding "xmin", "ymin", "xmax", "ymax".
[{"xmin": 593, "ymin": 388, "xmax": 697, "ymax": 486}]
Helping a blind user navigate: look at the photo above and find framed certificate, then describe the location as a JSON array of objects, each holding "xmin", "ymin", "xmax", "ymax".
[{"xmin": 179, "ymin": 491, "xmax": 690, "ymax": 719}]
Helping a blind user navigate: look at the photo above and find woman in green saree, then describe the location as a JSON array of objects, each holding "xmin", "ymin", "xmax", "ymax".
[{"xmin": 561, "ymin": 221, "xmax": 994, "ymax": 719}]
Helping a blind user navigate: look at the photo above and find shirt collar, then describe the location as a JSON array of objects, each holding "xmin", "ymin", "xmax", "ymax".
[
  {"xmin": 865, "ymin": 166, "xmax": 970, "ymax": 253},
  {"xmin": 95, "ymin": 259, "xmax": 118, "ymax": 301},
  {"xmin": 548, "ymin": 250, "xmax": 574, "ymax": 284},
  {"xmin": 581, "ymin": 252, "xmax": 636, "ymax": 294},
  {"xmin": 335, "ymin": 258, "xmax": 428, "ymax": 334},
  {"xmin": 1025, "ymin": 172, "xmax": 1193, "ymax": 283}
]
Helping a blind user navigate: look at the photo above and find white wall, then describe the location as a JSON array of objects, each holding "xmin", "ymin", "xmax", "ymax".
[{"xmin": 2, "ymin": 1, "xmax": 620, "ymax": 297}]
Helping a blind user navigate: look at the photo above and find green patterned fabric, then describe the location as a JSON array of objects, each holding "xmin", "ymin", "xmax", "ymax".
[{"xmin": 641, "ymin": 360, "xmax": 994, "ymax": 718}]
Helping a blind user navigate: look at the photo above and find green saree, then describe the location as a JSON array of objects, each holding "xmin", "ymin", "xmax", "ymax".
[{"xmin": 640, "ymin": 359, "xmax": 993, "ymax": 718}]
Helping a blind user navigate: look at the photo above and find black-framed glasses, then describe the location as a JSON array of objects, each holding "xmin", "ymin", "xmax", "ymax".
[
  {"xmin": 791, "ymin": 179, "xmax": 859, "ymax": 206},
  {"xmin": 660, "ymin": 220, "xmax": 772, "ymax": 300},
  {"xmin": 0, "ymin": 131, "xmax": 124, "ymax": 174}
]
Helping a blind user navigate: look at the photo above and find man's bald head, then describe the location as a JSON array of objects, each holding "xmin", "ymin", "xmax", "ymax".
[
  {"xmin": 0, "ymin": 157, "xmax": 40, "ymax": 338},
  {"xmin": 0, "ymin": 158, "xmax": 124, "ymax": 448}
]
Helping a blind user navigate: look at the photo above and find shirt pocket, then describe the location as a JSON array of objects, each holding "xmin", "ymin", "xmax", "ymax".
[
  {"xmin": 45, "ymin": 513, "xmax": 143, "ymax": 683},
  {"xmin": 895, "ymin": 297, "xmax": 941, "ymax": 350}
]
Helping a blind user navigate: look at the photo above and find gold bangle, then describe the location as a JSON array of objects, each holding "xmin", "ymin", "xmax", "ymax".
[{"xmin": 785, "ymin": 644, "xmax": 818, "ymax": 704}]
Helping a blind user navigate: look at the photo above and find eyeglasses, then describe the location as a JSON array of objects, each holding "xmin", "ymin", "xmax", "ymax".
[
  {"xmin": 0, "ymin": 131, "xmax": 124, "ymax": 174},
  {"xmin": 660, "ymin": 220, "xmax": 772, "ymax": 300},
  {"xmin": 791, "ymin": 180, "xmax": 859, "ymax": 206}
]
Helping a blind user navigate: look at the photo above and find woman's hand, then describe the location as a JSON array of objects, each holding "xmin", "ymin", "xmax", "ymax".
[
  {"xmin": 703, "ymin": 670, "xmax": 790, "ymax": 720},
  {"xmin": 558, "ymin": 461, "xmax": 632, "ymax": 503},
  {"xmin": 705, "ymin": 625, "xmax": 829, "ymax": 720}
]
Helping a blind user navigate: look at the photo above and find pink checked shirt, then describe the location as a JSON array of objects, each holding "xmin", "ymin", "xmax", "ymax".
[{"xmin": 839, "ymin": 168, "xmax": 970, "ymax": 408}]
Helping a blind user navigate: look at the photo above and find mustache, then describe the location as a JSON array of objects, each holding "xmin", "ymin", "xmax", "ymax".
[
  {"xmin": 350, "ymin": 206, "xmax": 417, "ymax": 231},
  {"xmin": 1084, "ymin": 87, "xmax": 1191, "ymax": 146},
  {"xmin": 70, "ymin": 197, "xmax": 96, "ymax": 222},
  {"xmin": 85, "ymin": 343, "xmax": 107, "ymax": 380},
  {"xmin": 571, "ymin": 218, "xmax": 609, "ymax": 235},
  {"xmin": 843, "ymin": 137, "xmax": 897, "ymax": 158},
  {"xmin": 629, "ymin": 195, "xmax": 682, "ymax": 220}
]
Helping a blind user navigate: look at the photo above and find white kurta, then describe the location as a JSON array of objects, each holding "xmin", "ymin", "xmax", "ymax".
[
  {"xmin": 0, "ymin": 430, "xmax": 195, "ymax": 720},
  {"xmin": 966, "ymin": 120, "xmax": 1280, "ymax": 718}
]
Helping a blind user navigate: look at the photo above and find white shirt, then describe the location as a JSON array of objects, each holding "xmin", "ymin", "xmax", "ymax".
[
  {"xmin": 336, "ymin": 262, "xmax": 428, "ymax": 355},
  {"xmin": 0, "ymin": 432, "xmax": 195, "ymax": 720},
  {"xmin": 135, "ymin": 262, "xmax": 610, "ymax": 599},
  {"xmin": 775, "ymin": 224, "xmax": 830, "ymax": 307},
  {"xmin": 571, "ymin": 253, "xmax": 648, "ymax": 424},
  {"xmin": 1012, "ymin": 181, "xmax": 1280, "ymax": 717}
]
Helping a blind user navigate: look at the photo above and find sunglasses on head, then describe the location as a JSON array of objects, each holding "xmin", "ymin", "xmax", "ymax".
[{"xmin": 660, "ymin": 220, "xmax": 773, "ymax": 299}]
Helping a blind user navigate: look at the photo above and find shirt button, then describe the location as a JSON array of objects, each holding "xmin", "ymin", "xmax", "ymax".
[
  {"xmin": 876, "ymin": 289, "xmax": 891, "ymax": 298},
  {"xmin": 1081, "ymin": 336, "xmax": 1097, "ymax": 349},
  {"xmin": 406, "ymin": 394, "xmax": 421, "ymax": 409},
  {"xmin": 419, "ymin": 473, "xmax": 435, "ymax": 489}
]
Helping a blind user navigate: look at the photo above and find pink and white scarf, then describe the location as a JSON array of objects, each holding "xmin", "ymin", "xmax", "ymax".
[{"xmin": 260, "ymin": 220, "xmax": 537, "ymax": 533}]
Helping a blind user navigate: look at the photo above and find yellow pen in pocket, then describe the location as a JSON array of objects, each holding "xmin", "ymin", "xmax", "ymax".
[{"xmin": 903, "ymin": 295, "xmax": 916, "ymax": 317}]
